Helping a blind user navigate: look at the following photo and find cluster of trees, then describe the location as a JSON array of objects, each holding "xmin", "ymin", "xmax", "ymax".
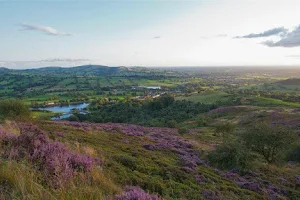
[
  {"xmin": 71, "ymin": 95, "xmax": 216, "ymax": 127},
  {"xmin": 208, "ymin": 122, "xmax": 299, "ymax": 173}
]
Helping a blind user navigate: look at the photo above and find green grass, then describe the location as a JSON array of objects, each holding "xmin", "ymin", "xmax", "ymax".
[
  {"xmin": 31, "ymin": 111, "xmax": 53, "ymax": 120},
  {"xmin": 35, "ymin": 121, "xmax": 263, "ymax": 200},
  {"xmin": 175, "ymin": 91, "xmax": 231, "ymax": 104},
  {"xmin": 249, "ymin": 96, "xmax": 300, "ymax": 107}
]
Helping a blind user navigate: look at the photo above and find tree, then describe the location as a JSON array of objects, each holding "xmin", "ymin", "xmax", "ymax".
[{"xmin": 241, "ymin": 123, "xmax": 297, "ymax": 163}]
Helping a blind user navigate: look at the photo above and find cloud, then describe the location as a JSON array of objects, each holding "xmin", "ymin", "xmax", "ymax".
[
  {"xmin": 20, "ymin": 23, "xmax": 72, "ymax": 36},
  {"xmin": 217, "ymin": 34, "xmax": 228, "ymax": 37},
  {"xmin": 0, "ymin": 58, "xmax": 91, "ymax": 68},
  {"xmin": 152, "ymin": 36, "xmax": 161, "ymax": 39},
  {"xmin": 40, "ymin": 58, "xmax": 90, "ymax": 62},
  {"xmin": 262, "ymin": 26, "xmax": 300, "ymax": 47},
  {"xmin": 235, "ymin": 27, "xmax": 287, "ymax": 38},
  {"xmin": 286, "ymin": 55, "xmax": 300, "ymax": 58}
]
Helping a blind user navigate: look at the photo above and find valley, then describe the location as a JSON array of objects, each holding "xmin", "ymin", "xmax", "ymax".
[{"xmin": 0, "ymin": 66, "xmax": 299, "ymax": 199}]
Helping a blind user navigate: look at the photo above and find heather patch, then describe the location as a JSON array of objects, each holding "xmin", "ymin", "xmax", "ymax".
[
  {"xmin": 0, "ymin": 123, "xmax": 101, "ymax": 187},
  {"xmin": 115, "ymin": 186, "xmax": 163, "ymax": 200},
  {"xmin": 54, "ymin": 121, "xmax": 205, "ymax": 170},
  {"xmin": 209, "ymin": 106, "xmax": 250, "ymax": 115},
  {"xmin": 37, "ymin": 120, "xmax": 300, "ymax": 199}
]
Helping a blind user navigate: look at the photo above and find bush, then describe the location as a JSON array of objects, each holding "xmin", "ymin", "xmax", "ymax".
[
  {"xmin": 207, "ymin": 141, "xmax": 254, "ymax": 173},
  {"xmin": 69, "ymin": 115, "xmax": 79, "ymax": 122},
  {"xmin": 196, "ymin": 116, "xmax": 209, "ymax": 127},
  {"xmin": 178, "ymin": 127, "xmax": 188, "ymax": 135},
  {"xmin": 115, "ymin": 155, "xmax": 137, "ymax": 170},
  {"xmin": 241, "ymin": 123, "xmax": 297, "ymax": 163},
  {"xmin": 286, "ymin": 145, "xmax": 300, "ymax": 163},
  {"xmin": 0, "ymin": 99, "xmax": 31, "ymax": 121},
  {"xmin": 166, "ymin": 120, "xmax": 176, "ymax": 128}
]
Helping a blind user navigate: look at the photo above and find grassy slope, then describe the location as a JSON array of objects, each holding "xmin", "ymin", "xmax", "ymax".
[
  {"xmin": 1, "ymin": 118, "xmax": 299, "ymax": 199},
  {"xmin": 175, "ymin": 91, "xmax": 231, "ymax": 104},
  {"xmin": 37, "ymin": 121, "xmax": 252, "ymax": 200},
  {"xmin": 249, "ymin": 96, "xmax": 300, "ymax": 107}
]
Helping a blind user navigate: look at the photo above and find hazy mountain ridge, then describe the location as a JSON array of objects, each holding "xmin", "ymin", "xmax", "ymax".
[{"xmin": 0, "ymin": 65, "xmax": 181, "ymax": 77}]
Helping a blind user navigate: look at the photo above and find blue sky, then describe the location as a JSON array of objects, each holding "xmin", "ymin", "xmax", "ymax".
[{"xmin": 1, "ymin": 0, "xmax": 300, "ymax": 68}]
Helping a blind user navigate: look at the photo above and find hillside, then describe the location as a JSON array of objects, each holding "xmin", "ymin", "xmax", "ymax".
[
  {"xmin": 0, "ymin": 119, "xmax": 299, "ymax": 200},
  {"xmin": 278, "ymin": 78, "xmax": 300, "ymax": 85},
  {"xmin": 1, "ymin": 65, "xmax": 180, "ymax": 77},
  {"xmin": 19, "ymin": 65, "xmax": 120, "ymax": 76},
  {"xmin": 0, "ymin": 67, "xmax": 300, "ymax": 199}
]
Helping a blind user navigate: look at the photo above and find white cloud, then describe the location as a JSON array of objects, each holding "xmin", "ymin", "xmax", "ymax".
[
  {"xmin": 152, "ymin": 36, "xmax": 161, "ymax": 39},
  {"xmin": 235, "ymin": 27, "xmax": 287, "ymax": 38},
  {"xmin": 262, "ymin": 26, "xmax": 300, "ymax": 47},
  {"xmin": 20, "ymin": 23, "xmax": 72, "ymax": 36},
  {"xmin": 0, "ymin": 58, "xmax": 91, "ymax": 69},
  {"xmin": 40, "ymin": 58, "xmax": 90, "ymax": 62}
]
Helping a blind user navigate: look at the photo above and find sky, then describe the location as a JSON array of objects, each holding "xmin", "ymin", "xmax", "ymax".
[{"xmin": 1, "ymin": 0, "xmax": 300, "ymax": 69}]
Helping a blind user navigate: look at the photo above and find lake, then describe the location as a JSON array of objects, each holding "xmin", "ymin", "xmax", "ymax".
[
  {"xmin": 38, "ymin": 103, "xmax": 89, "ymax": 113},
  {"xmin": 36, "ymin": 103, "xmax": 89, "ymax": 120}
]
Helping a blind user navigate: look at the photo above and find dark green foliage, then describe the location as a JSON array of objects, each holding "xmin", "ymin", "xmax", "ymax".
[
  {"xmin": 286, "ymin": 145, "xmax": 300, "ymax": 163},
  {"xmin": 178, "ymin": 127, "xmax": 188, "ymax": 135},
  {"xmin": 196, "ymin": 116, "xmax": 209, "ymax": 127},
  {"xmin": 114, "ymin": 155, "xmax": 137, "ymax": 170},
  {"xmin": 69, "ymin": 115, "xmax": 79, "ymax": 122},
  {"xmin": 241, "ymin": 123, "xmax": 297, "ymax": 163},
  {"xmin": 166, "ymin": 120, "xmax": 177, "ymax": 128},
  {"xmin": 208, "ymin": 141, "xmax": 255, "ymax": 173},
  {"xmin": 0, "ymin": 99, "xmax": 31, "ymax": 121},
  {"xmin": 86, "ymin": 95, "xmax": 216, "ymax": 127}
]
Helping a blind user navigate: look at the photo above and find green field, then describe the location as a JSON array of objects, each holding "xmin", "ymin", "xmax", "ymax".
[{"xmin": 248, "ymin": 96, "xmax": 300, "ymax": 107}]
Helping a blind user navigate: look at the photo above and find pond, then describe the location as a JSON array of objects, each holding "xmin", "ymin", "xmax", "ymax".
[
  {"xmin": 145, "ymin": 86, "xmax": 161, "ymax": 89},
  {"xmin": 133, "ymin": 86, "xmax": 161, "ymax": 90},
  {"xmin": 38, "ymin": 103, "xmax": 89, "ymax": 113},
  {"xmin": 36, "ymin": 103, "xmax": 89, "ymax": 120}
]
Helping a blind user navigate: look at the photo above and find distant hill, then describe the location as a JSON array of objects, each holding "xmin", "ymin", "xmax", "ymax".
[
  {"xmin": 278, "ymin": 78, "xmax": 300, "ymax": 85},
  {"xmin": 20, "ymin": 65, "xmax": 119, "ymax": 76},
  {"xmin": 5, "ymin": 65, "xmax": 180, "ymax": 77},
  {"xmin": 0, "ymin": 67, "xmax": 11, "ymax": 73}
]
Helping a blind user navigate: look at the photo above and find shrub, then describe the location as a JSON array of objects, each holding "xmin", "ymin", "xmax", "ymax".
[
  {"xmin": 0, "ymin": 99, "xmax": 31, "ymax": 121},
  {"xmin": 178, "ymin": 127, "xmax": 188, "ymax": 135},
  {"xmin": 115, "ymin": 155, "xmax": 137, "ymax": 170},
  {"xmin": 208, "ymin": 141, "xmax": 254, "ymax": 173},
  {"xmin": 166, "ymin": 120, "xmax": 176, "ymax": 128},
  {"xmin": 196, "ymin": 116, "xmax": 209, "ymax": 127},
  {"xmin": 69, "ymin": 115, "xmax": 79, "ymax": 122},
  {"xmin": 286, "ymin": 145, "xmax": 300, "ymax": 163}
]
